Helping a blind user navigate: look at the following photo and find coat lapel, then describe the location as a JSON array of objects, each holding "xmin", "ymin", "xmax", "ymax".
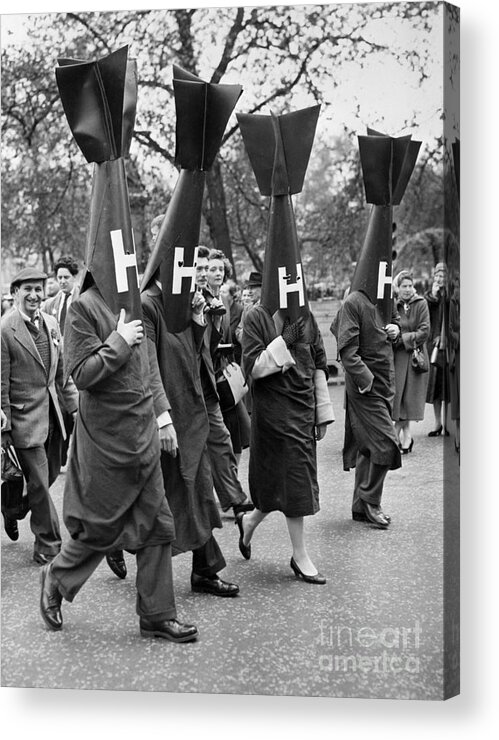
[{"xmin": 11, "ymin": 309, "xmax": 45, "ymax": 369}]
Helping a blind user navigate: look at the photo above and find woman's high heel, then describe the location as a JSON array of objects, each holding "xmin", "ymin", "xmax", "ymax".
[
  {"xmin": 428, "ymin": 425, "xmax": 443, "ymax": 437},
  {"xmin": 235, "ymin": 513, "xmax": 251, "ymax": 560},
  {"xmin": 401, "ymin": 438, "xmax": 414, "ymax": 454},
  {"xmin": 290, "ymin": 557, "xmax": 326, "ymax": 585}
]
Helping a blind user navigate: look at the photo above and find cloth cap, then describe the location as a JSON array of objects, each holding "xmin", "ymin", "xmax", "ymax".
[{"xmin": 10, "ymin": 267, "xmax": 47, "ymax": 292}]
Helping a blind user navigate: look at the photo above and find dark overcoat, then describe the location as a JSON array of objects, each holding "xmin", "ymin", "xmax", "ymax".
[
  {"xmin": 334, "ymin": 290, "xmax": 401, "ymax": 471},
  {"xmin": 62, "ymin": 286, "xmax": 175, "ymax": 551},
  {"xmin": 141, "ymin": 286, "xmax": 221, "ymax": 555},
  {"xmin": 392, "ymin": 294, "xmax": 430, "ymax": 421},
  {"xmin": 242, "ymin": 306, "xmax": 327, "ymax": 517}
]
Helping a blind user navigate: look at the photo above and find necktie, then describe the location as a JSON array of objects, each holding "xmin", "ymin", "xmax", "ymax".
[{"xmin": 59, "ymin": 293, "xmax": 68, "ymax": 335}]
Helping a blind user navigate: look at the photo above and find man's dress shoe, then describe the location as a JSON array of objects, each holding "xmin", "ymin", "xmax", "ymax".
[
  {"xmin": 40, "ymin": 564, "xmax": 63, "ymax": 631},
  {"xmin": 139, "ymin": 617, "xmax": 198, "ymax": 643},
  {"xmin": 106, "ymin": 550, "xmax": 127, "ymax": 579},
  {"xmin": 2, "ymin": 513, "xmax": 19, "ymax": 541},
  {"xmin": 352, "ymin": 506, "xmax": 391, "ymax": 524},
  {"xmin": 33, "ymin": 551, "xmax": 57, "ymax": 565},
  {"xmin": 191, "ymin": 572, "xmax": 239, "ymax": 597},
  {"xmin": 354, "ymin": 501, "xmax": 391, "ymax": 529},
  {"xmin": 290, "ymin": 557, "xmax": 326, "ymax": 585},
  {"xmin": 235, "ymin": 512, "xmax": 251, "ymax": 560}
]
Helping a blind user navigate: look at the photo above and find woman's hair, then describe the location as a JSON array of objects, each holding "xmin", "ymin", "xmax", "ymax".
[
  {"xmin": 393, "ymin": 270, "xmax": 413, "ymax": 291},
  {"xmin": 208, "ymin": 248, "xmax": 232, "ymax": 280}
]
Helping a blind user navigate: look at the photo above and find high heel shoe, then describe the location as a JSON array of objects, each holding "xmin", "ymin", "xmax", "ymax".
[
  {"xmin": 290, "ymin": 557, "xmax": 326, "ymax": 585},
  {"xmin": 428, "ymin": 425, "xmax": 442, "ymax": 437},
  {"xmin": 235, "ymin": 513, "xmax": 251, "ymax": 560},
  {"xmin": 401, "ymin": 438, "xmax": 414, "ymax": 454}
]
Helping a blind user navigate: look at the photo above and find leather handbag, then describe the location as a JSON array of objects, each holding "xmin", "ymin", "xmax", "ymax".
[
  {"xmin": 411, "ymin": 346, "xmax": 429, "ymax": 374},
  {"xmin": 1, "ymin": 445, "xmax": 29, "ymax": 520},
  {"xmin": 216, "ymin": 361, "xmax": 248, "ymax": 411}
]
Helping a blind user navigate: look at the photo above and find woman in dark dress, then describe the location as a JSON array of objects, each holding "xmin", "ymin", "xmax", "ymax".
[
  {"xmin": 238, "ymin": 307, "xmax": 334, "ymax": 584},
  {"xmin": 425, "ymin": 263, "xmax": 450, "ymax": 436}
]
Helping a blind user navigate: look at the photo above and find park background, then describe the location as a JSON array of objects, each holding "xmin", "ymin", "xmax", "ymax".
[
  {"xmin": 1, "ymin": 0, "xmax": 457, "ymax": 296},
  {"xmin": 1, "ymin": 0, "xmax": 497, "ymax": 739}
]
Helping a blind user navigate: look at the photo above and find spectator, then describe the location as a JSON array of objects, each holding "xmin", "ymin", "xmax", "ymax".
[
  {"xmin": 1, "ymin": 267, "xmax": 78, "ymax": 561},
  {"xmin": 391, "ymin": 270, "xmax": 430, "ymax": 453}
]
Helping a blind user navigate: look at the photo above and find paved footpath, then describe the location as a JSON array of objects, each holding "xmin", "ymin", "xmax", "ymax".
[{"xmin": 1, "ymin": 383, "xmax": 459, "ymax": 699}]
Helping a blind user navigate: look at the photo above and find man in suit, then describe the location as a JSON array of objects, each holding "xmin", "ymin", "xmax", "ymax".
[
  {"xmin": 1, "ymin": 267, "xmax": 78, "ymax": 562},
  {"xmin": 43, "ymin": 255, "xmax": 80, "ymax": 467},
  {"xmin": 43, "ymin": 255, "xmax": 80, "ymax": 334}
]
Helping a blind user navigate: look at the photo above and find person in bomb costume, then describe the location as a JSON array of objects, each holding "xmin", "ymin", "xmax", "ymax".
[
  {"xmin": 140, "ymin": 65, "xmax": 241, "ymax": 597},
  {"xmin": 237, "ymin": 105, "xmax": 334, "ymax": 584},
  {"xmin": 39, "ymin": 47, "xmax": 198, "ymax": 643},
  {"xmin": 332, "ymin": 128, "xmax": 421, "ymax": 529}
]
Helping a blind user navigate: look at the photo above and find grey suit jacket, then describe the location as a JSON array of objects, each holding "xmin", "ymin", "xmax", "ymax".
[{"xmin": 1, "ymin": 308, "xmax": 78, "ymax": 448}]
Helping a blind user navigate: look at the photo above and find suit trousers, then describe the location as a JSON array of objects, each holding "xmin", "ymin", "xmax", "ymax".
[
  {"xmin": 192, "ymin": 534, "xmax": 226, "ymax": 577},
  {"xmin": 204, "ymin": 393, "xmax": 246, "ymax": 511},
  {"xmin": 16, "ymin": 425, "xmax": 62, "ymax": 556},
  {"xmin": 352, "ymin": 450, "xmax": 389, "ymax": 509},
  {"xmin": 50, "ymin": 538, "xmax": 177, "ymax": 620}
]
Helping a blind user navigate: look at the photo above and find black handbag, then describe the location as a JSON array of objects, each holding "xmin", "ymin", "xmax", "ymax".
[
  {"xmin": 411, "ymin": 346, "xmax": 429, "ymax": 374},
  {"xmin": 1, "ymin": 445, "xmax": 29, "ymax": 520}
]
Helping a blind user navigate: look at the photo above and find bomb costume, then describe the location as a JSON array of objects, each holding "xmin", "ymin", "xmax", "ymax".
[
  {"xmin": 238, "ymin": 106, "xmax": 334, "ymax": 518},
  {"xmin": 141, "ymin": 67, "xmax": 242, "ymax": 595},
  {"xmin": 39, "ymin": 47, "xmax": 197, "ymax": 643},
  {"xmin": 333, "ymin": 128, "xmax": 421, "ymax": 528}
]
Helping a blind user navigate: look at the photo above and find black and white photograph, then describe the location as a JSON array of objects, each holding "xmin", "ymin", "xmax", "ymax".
[{"xmin": 0, "ymin": 0, "xmax": 493, "ymax": 734}]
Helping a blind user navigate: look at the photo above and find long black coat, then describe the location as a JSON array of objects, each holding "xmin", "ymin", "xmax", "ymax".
[
  {"xmin": 334, "ymin": 291, "xmax": 401, "ymax": 471},
  {"xmin": 62, "ymin": 286, "xmax": 175, "ymax": 551},
  {"xmin": 243, "ymin": 306, "xmax": 327, "ymax": 517},
  {"xmin": 142, "ymin": 286, "xmax": 221, "ymax": 555}
]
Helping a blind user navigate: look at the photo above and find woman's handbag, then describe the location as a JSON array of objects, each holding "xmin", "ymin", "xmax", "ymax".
[
  {"xmin": 216, "ymin": 361, "xmax": 249, "ymax": 411},
  {"xmin": 1, "ymin": 444, "xmax": 29, "ymax": 520},
  {"xmin": 411, "ymin": 346, "xmax": 429, "ymax": 374}
]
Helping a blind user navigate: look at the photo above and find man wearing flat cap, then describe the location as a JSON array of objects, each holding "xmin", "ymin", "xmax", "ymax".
[{"xmin": 1, "ymin": 267, "xmax": 78, "ymax": 561}]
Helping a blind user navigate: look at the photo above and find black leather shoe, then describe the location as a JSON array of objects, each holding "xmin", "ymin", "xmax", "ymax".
[
  {"xmin": 33, "ymin": 551, "xmax": 57, "ymax": 566},
  {"xmin": 362, "ymin": 502, "xmax": 391, "ymax": 529},
  {"xmin": 428, "ymin": 425, "xmax": 442, "ymax": 437},
  {"xmin": 40, "ymin": 564, "xmax": 63, "ymax": 631},
  {"xmin": 352, "ymin": 507, "xmax": 391, "ymax": 524},
  {"xmin": 290, "ymin": 557, "xmax": 326, "ymax": 585},
  {"xmin": 3, "ymin": 513, "xmax": 19, "ymax": 541},
  {"xmin": 191, "ymin": 572, "xmax": 239, "ymax": 597},
  {"xmin": 235, "ymin": 512, "xmax": 251, "ymax": 560},
  {"xmin": 106, "ymin": 550, "xmax": 127, "ymax": 579},
  {"xmin": 139, "ymin": 617, "xmax": 198, "ymax": 643},
  {"xmin": 233, "ymin": 501, "xmax": 255, "ymax": 516}
]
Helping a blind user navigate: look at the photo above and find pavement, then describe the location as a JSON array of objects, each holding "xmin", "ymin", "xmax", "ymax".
[{"xmin": 1, "ymin": 383, "xmax": 459, "ymax": 699}]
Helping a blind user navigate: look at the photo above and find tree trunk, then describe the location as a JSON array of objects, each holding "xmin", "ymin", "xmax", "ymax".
[{"xmin": 205, "ymin": 159, "xmax": 236, "ymax": 277}]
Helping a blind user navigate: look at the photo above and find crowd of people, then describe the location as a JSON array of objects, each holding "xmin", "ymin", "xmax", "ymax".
[{"xmin": 1, "ymin": 248, "xmax": 459, "ymax": 642}]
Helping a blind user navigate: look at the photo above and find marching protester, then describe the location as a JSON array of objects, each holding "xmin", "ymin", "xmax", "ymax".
[
  {"xmin": 1, "ymin": 267, "xmax": 78, "ymax": 559},
  {"xmin": 332, "ymin": 129, "xmax": 420, "ymax": 529},
  {"xmin": 237, "ymin": 105, "xmax": 334, "ymax": 583},
  {"xmin": 391, "ymin": 269, "xmax": 431, "ymax": 453},
  {"xmin": 38, "ymin": 47, "xmax": 198, "ymax": 642},
  {"xmin": 39, "ymin": 284, "xmax": 197, "ymax": 642}
]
